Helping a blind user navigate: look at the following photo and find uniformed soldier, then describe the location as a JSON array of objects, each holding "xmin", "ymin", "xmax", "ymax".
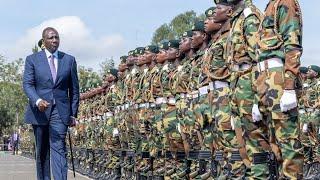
[
  {"xmin": 203, "ymin": 5, "xmax": 232, "ymax": 179},
  {"xmin": 301, "ymin": 65, "xmax": 320, "ymax": 179},
  {"xmin": 38, "ymin": 39, "xmax": 46, "ymax": 50},
  {"xmin": 135, "ymin": 45, "xmax": 160, "ymax": 179},
  {"xmin": 254, "ymin": 0, "xmax": 304, "ymax": 178}
]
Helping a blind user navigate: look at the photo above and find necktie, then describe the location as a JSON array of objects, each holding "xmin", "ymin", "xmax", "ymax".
[{"xmin": 49, "ymin": 55, "xmax": 57, "ymax": 82}]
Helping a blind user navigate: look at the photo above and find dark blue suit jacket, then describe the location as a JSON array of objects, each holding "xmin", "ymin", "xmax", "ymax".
[{"xmin": 23, "ymin": 50, "xmax": 79, "ymax": 125}]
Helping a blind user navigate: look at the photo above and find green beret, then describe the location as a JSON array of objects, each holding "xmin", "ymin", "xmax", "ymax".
[
  {"xmin": 159, "ymin": 41, "xmax": 169, "ymax": 50},
  {"xmin": 108, "ymin": 68, "xmax": 118, "ymax": 78},
  {"xmin": 214, "ymin": 0, "xmax": 240, "ymax": 5},
  {"xmin": 120, "ymin": 56, "xmax": 127, "ymax": 63},
  {"xmin": 309, "ymin": 65, "xmax": 320, "ymax": 74},
  {"xmin": 205, "ymin": 7, "xmax": 216, "ymax": 17},
  {"xmin": 182, "ymin": 31, "xmax": 193, "ymax": 38},
  {"xmin": 168, "ymin": 40, "xmax": 180, "ymax": 49},
  {"xmin": 192, "ymin": 21, "xmax": 205, "ymax": 32},
  {"xmin": 299, "ymin": 67, "xmax": 308, "ymax": 74},
  {"xmin": 128, "ymin": 50, "xmax": 135, "ymax": 56},
  {"xmin": 145, "ymin": 45, "xmax": 159, "ymax": 53},
  {"xmin": 135, "ymin": 47, "xmax": 145, "ymax": 55}
]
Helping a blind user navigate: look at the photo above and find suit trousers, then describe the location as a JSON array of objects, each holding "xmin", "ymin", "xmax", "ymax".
[{"xmin": 33, "ymin": 105, "xmax": 68, "ymax": 180}]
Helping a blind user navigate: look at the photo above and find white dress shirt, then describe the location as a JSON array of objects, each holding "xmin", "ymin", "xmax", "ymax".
[{"xmin": 35, "ymin": 49, "xmax": 59, "ymax": 106}]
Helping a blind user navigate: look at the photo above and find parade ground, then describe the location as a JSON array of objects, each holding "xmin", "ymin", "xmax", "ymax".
[{"xmin": 0, "ymin": 151, "xmax": 91, "ymax": 180}]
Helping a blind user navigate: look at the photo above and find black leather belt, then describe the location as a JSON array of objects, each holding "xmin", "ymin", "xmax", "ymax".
[
  {"xmin": 198, "ymin": 150, "xmax": 211, "ymax": 159},
  {"xmin": 253, "ymin": 152, "xmax": 275, "ymax": 164},
  {"xmin": 175, "ymin": 151, "xmax": 186, "ymax": 159},
  {"xmin": 126, "ymin": 150, "xmax": 135, "ymax": 157},
  {"xmin": 230, "ymin": 151, "xmax": 242, "ymax": 161},
  {"xmin": 188, "ymin": 151, "xmax": 199, "ymax": 159},
  {"xmin": 215, "ymin": 151, "xmax": 224, "ymax": 161},
  {"xmin": 141, "ymin": 151, "xmax": 150, "ymax": 158}
]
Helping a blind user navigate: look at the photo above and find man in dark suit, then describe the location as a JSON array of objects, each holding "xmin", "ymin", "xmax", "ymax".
[{"xmin": 23, "ymin": 27, "xmax": 79, "ymax": 180}]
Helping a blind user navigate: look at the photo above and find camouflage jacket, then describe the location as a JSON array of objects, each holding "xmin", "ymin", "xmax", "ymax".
[
  {"xmin": 257, "ymin": 0, "xmax": 303, "ymax": 89},
  {"xmin": 226, "ymin": 2, "xmax": 261, "ymax": 66},
  {"xmin": 135, "ymin": 67, "xmax": 150, "ymax": 103},
  {"xmin": 203, "ymin": 21, "xmax": 231, "ymax": 83},
  {"xmin": 159, "ymin": 61, "xmax": 176, "ymax": 98},
  {"xmin": 302, "ymin": 78, "xmax": 320, "ymax": 109},
  {"xmin": 189, "ymin": 49, "xmax": 206, "ymax": 90}
]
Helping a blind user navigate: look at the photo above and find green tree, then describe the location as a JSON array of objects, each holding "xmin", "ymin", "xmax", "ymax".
[
  {"xmin": 0, "ymin": 56, "xmax": 27, "ymax": 136},
  {"xmin": 99, "ymin": 57, "xmax": 115, "ymax": 78},
  {"xmin": 32, "ymin": 43, "xmax": 39, "ymax": 54},
  {"xmin": 151, "ymin": 11, "xmax": 205, "ymax": 44},
  {"xmin": 78, "ymin": 66, "xmax": 102, "ymax": 93}
]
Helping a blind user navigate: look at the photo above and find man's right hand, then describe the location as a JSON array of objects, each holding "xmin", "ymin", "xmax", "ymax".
[{"xmin": 37, "ymin": 100, "xmax": 50, "ymax": 112}]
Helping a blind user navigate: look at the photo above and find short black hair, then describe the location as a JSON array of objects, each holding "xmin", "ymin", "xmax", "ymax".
[{"xmin": 42, "ymin": 27, "xmax": 58, "ymax": 39}]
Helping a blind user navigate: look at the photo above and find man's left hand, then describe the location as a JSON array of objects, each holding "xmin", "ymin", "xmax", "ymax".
[{"xmin": 70, "ymin": 116, "xmax": 77, "ymax": 127}]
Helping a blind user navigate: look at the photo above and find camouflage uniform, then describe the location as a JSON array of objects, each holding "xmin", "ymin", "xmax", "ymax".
[
  {"xmin": 256, "ymin": 0, "xmax": 304, "ymax": 178},
  {"xmin": 219, "ymin": 0, "xmax": 274, "ymax": 179}
]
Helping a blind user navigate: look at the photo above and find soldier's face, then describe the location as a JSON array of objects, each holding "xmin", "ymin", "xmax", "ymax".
[
  {"xmin": 136, "ymin": 55, "xmax": 145, "ymax": 66},
  {"xmin": 43, "ymin": 29, "xmax": 60, "ymax": 53},
  {"xmin": 205, "ymin": 16, "xmax": 222, "ymax": 33},
  {"xmin": 144, "ymin": 51, "xmax": 155, "ymax": 64},
  {"xmin": 107, "ymin": 74, "xmax": 115, "ymax": 82},
  {"xmin": 307, "ymin": 69, "xmax": 318, "ymax": 78},
  {"xmin": 166, "ymin": 47, "xmax": 178, "ymax": 61},
  {"xmin": 118, "ymin": 63, "xmax": 127, "ymax": 72},
  {"xmin": 191, "ymin": 31, "xmax": 205, "ymax": 49},
  {"xmin": 179, "ymin": 37, "xmax": 192, "ymax": 53},
  {"xmin": 126, "ymin": 56, "xmax": 135, "ymax": 66},
  {"xmin": 214, "ymin": 4, "xmax": 232, "ymax": 23},
  {"xmin": 118, "ymin": 71, "xmax": 124, "ymax": 78},
  {"xmin": 156, "ymin": 50, "xmax": 167, "ymax": 63}
]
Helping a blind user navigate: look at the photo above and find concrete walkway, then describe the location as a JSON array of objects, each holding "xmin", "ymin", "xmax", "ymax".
[{"xmin": 0, "ymin": 151, "xmax": 91, "ymax": 180}]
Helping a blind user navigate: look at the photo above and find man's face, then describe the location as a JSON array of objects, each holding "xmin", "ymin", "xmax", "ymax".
[
  {"xmin": 179, "ymin": 37, "xmax": 192, "ymax": 53},
  {"xmin": 43, "ymin": 29, "xmax": 60, "ymax": 53},
  {"xmin": 166, "ymin": 47, "xmax": 178, "ymax": 61},
  {"xmin": 126, "ymin": 55, "xmax": 135, "ymax": 66},
  {"xmin": 307, "ymin": 69, "xmax": 318, "ymax": 78},
  {"xmin": 156, "ymin": 49, "xmax": 167, "ymax": 63},
  {"xmin": 136, "ymin": 54, "xmax": 145, "ymax": 66},
  {"xmin": 191, "ymin": 31, "xmax": 204, "ymax": 49},
  {"xmin": 118, "ymin": 63, "xmax": 127, "ymax": 72},
  {"xmin": 214, "ymin": 4, "xmax": 232, "ymax": 23},
  {"xmin": 143, "ymin": 51, "xmax": 155, "ymax": 64},
  {"xmin": 107, "ymin": 74, "xmax": 116, "ymax": 82},
  {"xmin": 118, "ymin": 71, "xmax": 124, "ymax": 78},
  {"xmin": 204, "ymin": 15, "xmax": 222, "ymax": 33}
]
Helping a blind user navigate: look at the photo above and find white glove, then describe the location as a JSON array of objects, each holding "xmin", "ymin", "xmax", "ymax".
[
  {"xmin": 112, "ymin": 128, "xmax": 119, "ymax": 137},
  {"xmin": 231, "ymin": 116, "xmax": 235, "ymax": 130},
  {"xmin": 302, "ymin": 123, "xmax": 308, "ymax": 133},
  {"xmin": 252, "ymin": 104, "xmax": 262, "ymax": 122},
  {"xmin": 280, "ymin": 90, "xmax": 297, "ymax": 112}
]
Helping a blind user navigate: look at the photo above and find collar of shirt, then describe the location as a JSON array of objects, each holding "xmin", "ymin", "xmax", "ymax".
[{"xmin": 44, "ymin": 48, "xmax": 58, "ymax": 59}]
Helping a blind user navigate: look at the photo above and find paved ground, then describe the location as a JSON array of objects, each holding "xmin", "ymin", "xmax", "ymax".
[{"xmin": 0, "ymin": 151, "xmax": 91, "ymax": 180}]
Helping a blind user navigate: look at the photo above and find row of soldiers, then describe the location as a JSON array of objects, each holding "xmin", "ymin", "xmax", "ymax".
[{"xmin": 70, "ymin": 0, "xmax": 310, "ymax": 179}]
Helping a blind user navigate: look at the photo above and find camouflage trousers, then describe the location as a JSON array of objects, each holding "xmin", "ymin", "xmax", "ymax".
[
  {"xmin": 213, "ymin": 86, "xmax": 246, "ymax": 179},
  {"xmin": 161, "ymin": 103, "xmax": 184, "ymax": 152},
  {"xmin": 232, "ymin": 70, "xmax": 271, "ymax": 180},
  {"xmin": 191, "ymin": 94, "xmax": 215, "ymax": 179},
  {"xmin": 256, "ymin": 67, "xmax": 304, "ymax": 179}
]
